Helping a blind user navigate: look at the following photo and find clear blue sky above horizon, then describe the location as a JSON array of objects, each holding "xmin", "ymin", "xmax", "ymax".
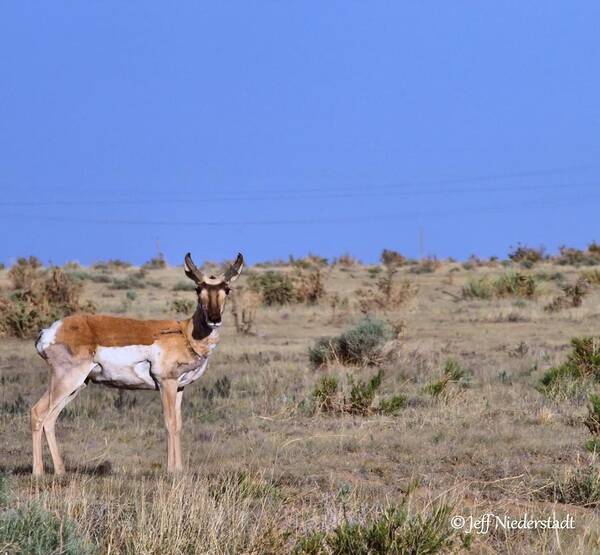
[{"xmin": 1, "ymin": 2, "xmax": 599, "ymax": 266}]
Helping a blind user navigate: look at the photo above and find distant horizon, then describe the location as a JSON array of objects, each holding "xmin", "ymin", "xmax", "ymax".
[{"xmin": 4, "ymin": 240, "xmax": 599, "ymax": 268}]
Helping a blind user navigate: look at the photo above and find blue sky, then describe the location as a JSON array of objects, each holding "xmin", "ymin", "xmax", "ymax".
[{"xmin": 1, "ymin": 2, "xmax": 599, "ymax": 265}]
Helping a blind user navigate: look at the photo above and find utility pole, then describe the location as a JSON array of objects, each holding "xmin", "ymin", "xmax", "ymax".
[{"xmin": 419, "ymin": 226, "xmax": 425, "ymax": 260}]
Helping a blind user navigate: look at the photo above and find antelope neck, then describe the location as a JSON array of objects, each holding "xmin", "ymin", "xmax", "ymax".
[{"xmin": 189, "ymin": 305, "xmax": 214, "ymax": 341}]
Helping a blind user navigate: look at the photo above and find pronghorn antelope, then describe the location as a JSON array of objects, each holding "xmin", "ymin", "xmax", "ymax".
[{"xmin": 31, "ymin": 252, "xmax": 243, "ymax": 475}]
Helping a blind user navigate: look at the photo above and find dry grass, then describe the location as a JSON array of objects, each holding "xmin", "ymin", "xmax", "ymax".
[{"xmin": 2, "ymin": 258, "xmax": 600, "ymax": 552}]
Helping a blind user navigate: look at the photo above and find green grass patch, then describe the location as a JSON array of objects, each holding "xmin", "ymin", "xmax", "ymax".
[
  {"xmin": 312, "ymin": 369, "xmax": 406, "ymax": 416},
  {"xmin": 294, "ymin": 501, "xmax": 458, "ymax": 554},
  {"xmin": 539, "ymin": 337, "xmax": 600, "ymax": 400}
]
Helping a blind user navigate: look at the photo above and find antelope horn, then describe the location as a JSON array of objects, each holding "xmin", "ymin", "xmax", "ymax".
[
  {"xmin": 222, "ymin": 253, "xmax": 244, "ymax": 283},
  {"xmin": 183, "ymin": 252, "xmax": 205, "ymax": 284}
]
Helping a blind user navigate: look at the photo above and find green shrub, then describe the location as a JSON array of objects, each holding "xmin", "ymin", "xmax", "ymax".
[
  {"xmin": 309, "ymin": 339, "xmax": 336, "ymax": 368},
  {"xmin": 312, "ymin": 370, "xmax": 405, "ymax": 416},
  {"xmin": 462, "ymin": 277, "xmax": 494, "ymax": 300},
  {"xmin": 66, "ymin": 270, "xmax": 90, "ymax": 282},
  {"xmin": 313, "ymin": 375, "xmax": 339, "ymax": 412},
  {"xmin": 424, "ymin": 360, "xmax": 469, "ymax": 400},
  {"xmin": 309, "ymin": 318, "xmax": 392, "ymax": 368},
  {"xmin": 93, "ymin": 259, "xmax": 131, "ymax": 270},
  {"xmin": 170, "ymin": 299, "xmax": 195, "ymax": 315},
  {"xmin": 294, "ymin": 502, "xmax": 457, "ymax": 554},
  {"xmin": 538, "ymin": 366, "xmax": 590, "ymax": 401},
  {"xmin": 462, "ymin": 272, "xmax": 537, "ymax": 300},
  {"xmin": 584, "ymin": 393, "xmax": 600, "ymax": 436},
  {"xmin": 586, "ymin": 438, "xmax": 600, "ymax": 453},
  {"xmin": 339, "ymin": 318, "xmax": 392, "ymax": 366},
  {"xmin": 0, "ymin": 502, "xmax": 95, "ymax": 555},
  {"xmin": 493, "ymin": 271, "xmax": 537, "ymax": 298},
  {"xmin": 539, "ymin": 337, "xmax": 600, "ymax": 399},
  {"xmin": 378, "ymin": 395, "xmax": 407, "ymax": 415},
  {"xmin": 172, "ymin": 280, "xmax": 196, "ymax": 292},
  {"xmin": 88, "ymin": 274, "xmax": 111, "ymax": 283},
  {"xmin": 109, "ymin": 276, "xmax": 146, "ymax": 290},
  {"xmin": 248, "ymin": 271, "xmax": 296, "ymax": 305},
  {"xmin": 347, "ymin": 369, "xmax": 384, "ymax": 415}
]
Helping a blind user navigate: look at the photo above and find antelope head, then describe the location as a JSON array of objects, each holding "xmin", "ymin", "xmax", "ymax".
[{"xmin": 183, "ymin": 252, "xmax": 244, "ymax": 328}]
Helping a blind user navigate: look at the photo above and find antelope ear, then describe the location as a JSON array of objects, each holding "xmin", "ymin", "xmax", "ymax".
[
  {"xmin": 184, "ymin": 252, "xmax": 204, "ymax": 283},
  {"xmin": 224, "ymin": 253, "xmax": 244, "ymax": 283}
]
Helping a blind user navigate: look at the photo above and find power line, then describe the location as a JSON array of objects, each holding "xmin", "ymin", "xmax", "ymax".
[
  {"xmin": 0, "ymin": 181, "xmax": 598, "ymax": 207},
  {"xmin": 0, "ymin": 163, "xmax": 595, "ymax": 202},
  {"xmin": 2, "ymin": 193, "xmax": 597, "ymax": 228}
]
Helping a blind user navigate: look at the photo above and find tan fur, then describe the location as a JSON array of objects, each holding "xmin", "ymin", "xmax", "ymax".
[
  {"xmin": 55, "ymin": 314, "xmax": 184, "ymax": 355},
  {"xmin": 32, "ymin": 313, "xmax": 220, "ymax": 476},
  {"xmin": 31, "ymin": 252, "xmax": 244, "ymax": 476}
]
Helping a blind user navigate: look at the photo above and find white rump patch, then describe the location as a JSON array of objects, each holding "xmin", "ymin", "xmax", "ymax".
[{"xmin": 36, "ymin": 320, "xmax": 63, "ymax": 354}]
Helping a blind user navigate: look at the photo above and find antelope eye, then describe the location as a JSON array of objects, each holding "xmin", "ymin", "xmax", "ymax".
[{"xmin": 224, "ymin": 286, "xmax": 231, "ymax": 295}]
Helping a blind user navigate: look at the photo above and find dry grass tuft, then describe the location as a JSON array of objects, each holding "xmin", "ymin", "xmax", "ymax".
[
  {"xmin": 8, "ymin": 256, "xmax": 44, "ymax": 290},
  {"xmin": 12, "ymin": 473, "xmax": 287, "ymax": 554},
  {"xmin": 356, "ymin": 261, "xmax": 417, "ymax": 313},
  {"xmin": 544, "ymin": 278, "xmax": 590, "ymax": 312}
]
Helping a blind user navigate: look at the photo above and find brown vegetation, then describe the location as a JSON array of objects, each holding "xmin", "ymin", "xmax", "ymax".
[{"xmin": 0, "ymin": 264, "xmax": 95, "ymax": 339}]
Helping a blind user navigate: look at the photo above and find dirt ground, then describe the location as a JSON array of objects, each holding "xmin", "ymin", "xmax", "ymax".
[{"xmin": 1, "ymin": 258, "xmax": 600, "ymax": 553}]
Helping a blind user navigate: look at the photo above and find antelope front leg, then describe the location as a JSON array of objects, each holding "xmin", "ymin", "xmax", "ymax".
[
  {"xmin": 174, "ymin": 389, "xmax": 184, "ymax": 471},
  {"xmin": 159, "ymin": 380, "xmax": 181, "ymax": 472},
  {"xmin": 44, "ymin": 384, "xmax": 86, "ymax": 475}
]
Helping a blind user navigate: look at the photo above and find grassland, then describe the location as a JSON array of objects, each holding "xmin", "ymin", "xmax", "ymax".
[{"xmin": 2, "ymin": 255, "xmax": 600, "ymax": 553}]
